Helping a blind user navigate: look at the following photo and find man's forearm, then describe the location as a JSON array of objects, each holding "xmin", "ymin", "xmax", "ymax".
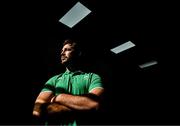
[
  {"xmin": 46, "ymin": 102, "xmax": 72, "ymax": 115},
  {"xmin": 33, "ymin": 102, "xmax": 72, "ymax": 117},
  {"xmin": 33, "ymin": 92, "xmax": 54, "ymax": 117},
  {"xmin": 33, "ymin": 103, "xmax": 43, "ymax": 117},
  {"xmin": 53, "ymin": 93, "xmax": 99, "ymax": 111}
]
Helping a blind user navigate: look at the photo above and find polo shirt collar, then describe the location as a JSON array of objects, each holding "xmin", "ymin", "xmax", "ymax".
[{"xmin": 64, "ymin": 69, "xmax": 83, "ymax": 75}]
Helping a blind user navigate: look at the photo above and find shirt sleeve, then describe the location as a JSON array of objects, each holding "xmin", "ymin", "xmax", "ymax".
[
  {"xmin": 41, "ymin": 75, "xmax": 58, "ymax": 92},
  {"xmin": 88, "ymin": 73, "xmax": 104, "ymax": 92}
]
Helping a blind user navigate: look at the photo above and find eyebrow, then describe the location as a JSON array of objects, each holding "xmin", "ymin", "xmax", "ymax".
[{"xmin": 61, "ymin": 47, "xmax": 74, "ymax": 52}]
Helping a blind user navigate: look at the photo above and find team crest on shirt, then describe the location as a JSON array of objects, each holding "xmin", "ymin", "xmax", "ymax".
[
  {"xmin": 57, "ymin": 77, "xmax": 63, "ymax": 80},
  {"xmin": 84, "ymin": 75, "xmax": 89, "ymax": 79}
]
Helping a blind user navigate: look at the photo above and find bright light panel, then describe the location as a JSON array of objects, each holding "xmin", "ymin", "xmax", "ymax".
[
  {"xmin": 139, "ymin": 60, "xmax": 158, "ymax": 69},
  {"xmin": 59, "ymin": 2, "xmax": 91, "ymax": 28},
  {"xmin": 110, "ymin": 41, "xmax": 135, "ymax": 54}
]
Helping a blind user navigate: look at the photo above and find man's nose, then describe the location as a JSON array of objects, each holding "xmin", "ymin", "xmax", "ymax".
[{"xmin": 61, "ymin": 50, "xmax": 65, "ymax": 55}]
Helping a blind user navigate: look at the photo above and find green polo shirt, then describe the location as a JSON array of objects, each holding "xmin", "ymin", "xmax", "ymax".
[
  {"xmin": 42, "ymin": 70, "xmax": 103, "ymax": 95},
  {"xmin": 41, "ymin": 70, "xmax": 103, "ymax": 126}
]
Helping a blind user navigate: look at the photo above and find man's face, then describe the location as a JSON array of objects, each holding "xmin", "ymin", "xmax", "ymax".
[{"xmin": 61, "ymin": 44, "xmax": 75, "ymax": 65}]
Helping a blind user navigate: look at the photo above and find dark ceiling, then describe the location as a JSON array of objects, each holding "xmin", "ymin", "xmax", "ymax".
[{"xmin": 0, "ymin": 0, "xmax": 179, "ymax": 125}]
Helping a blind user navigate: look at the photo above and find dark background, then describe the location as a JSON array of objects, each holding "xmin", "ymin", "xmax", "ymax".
[{"xmin": 0, "ymin": 0, "xmax": 179, "ymax": 125}]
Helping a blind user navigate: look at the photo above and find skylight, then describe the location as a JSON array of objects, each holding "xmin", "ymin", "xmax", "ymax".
[
  {"xmin": 59, "ymin": 2, "xmax": 91, "ymax": 28},
  {"xmin": 139, "ymin": 60, "xmax": 158, "ymax": 69},
  {"xmin": 110, "ymin": 41, "xmax": 135, "ymax": 54}
]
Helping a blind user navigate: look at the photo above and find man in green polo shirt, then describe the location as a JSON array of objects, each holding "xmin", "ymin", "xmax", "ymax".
[{"xmin": 33, "ymin": 39, "xmax": 104, "ymax": 125}]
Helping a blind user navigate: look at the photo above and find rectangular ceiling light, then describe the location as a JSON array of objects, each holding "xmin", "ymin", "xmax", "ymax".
[
  {"xmin": 59, "ymin": 2, "xmax": 91, "ymax": 28},
  {"xmin": 110, "ymin": 41, "xmax": 135, "ymax": 54},
  {"xmin": 139, "ymin": 60, "xmax": 158, "ymax": 69}
]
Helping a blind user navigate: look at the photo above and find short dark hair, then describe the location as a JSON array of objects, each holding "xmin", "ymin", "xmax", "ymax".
[
  {"xmin": 63, "ymin": 39, "xmax": 77, "ymax": 49},
  {"xmin": 63, "ymin": 39, "xmax": 82, "ymax": 56}
]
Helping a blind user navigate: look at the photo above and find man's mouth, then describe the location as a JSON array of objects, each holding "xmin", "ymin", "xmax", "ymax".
[{"xmin": 61, "ymin": 56, "xmax": 67, "ymax": 60}]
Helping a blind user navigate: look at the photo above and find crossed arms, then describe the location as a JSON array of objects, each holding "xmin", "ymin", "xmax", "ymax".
[{"xmin": 33, "ymin": 88, "xmax": 104, "ymax": 119}]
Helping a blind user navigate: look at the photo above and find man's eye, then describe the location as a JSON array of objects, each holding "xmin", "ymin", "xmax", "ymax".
[{"xmin": 61, "ymin": 48, "xmax": 73, "ymax": 52}]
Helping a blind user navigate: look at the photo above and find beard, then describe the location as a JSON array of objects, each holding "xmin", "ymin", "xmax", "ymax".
[
  {"xmin": 61, "ymin": 56, "xmax": 72, "ymax": 65},
  {"xmin": 61, "ymin": 57, "xmax": 68, "ymax": 64},
  {"xmin": 61, "ymin": 54, "xmax": 78, "ymax": 66}
]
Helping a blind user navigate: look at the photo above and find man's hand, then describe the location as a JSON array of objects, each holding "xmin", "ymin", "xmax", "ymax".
[{"xmin": 33, "ymin": 110, "xmax": 41, "ymax": 117}]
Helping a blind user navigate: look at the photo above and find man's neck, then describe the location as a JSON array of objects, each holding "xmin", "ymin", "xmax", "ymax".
[{"xmin": 65, "ymin": 63, "xmax": 80, "ymax": 72}]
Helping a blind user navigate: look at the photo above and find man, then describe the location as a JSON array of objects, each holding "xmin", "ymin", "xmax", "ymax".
[{"xmin": 32, "ymin": 39, "xmax": 104, "ymax": 125}]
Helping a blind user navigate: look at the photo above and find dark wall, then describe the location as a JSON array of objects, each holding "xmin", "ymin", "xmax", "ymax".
[{"xmin": 0, "ymin": 0, "xmax": 179, "ymax": 125}]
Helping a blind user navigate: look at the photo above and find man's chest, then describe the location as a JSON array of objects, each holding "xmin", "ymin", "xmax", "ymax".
[{"xmin": 55, "ymin": 74, "xmax": 90, "ymax": 95}]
